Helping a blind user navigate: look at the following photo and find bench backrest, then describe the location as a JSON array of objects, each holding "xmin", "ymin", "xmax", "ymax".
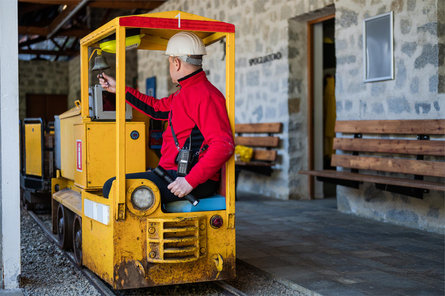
[
  {"xmin": 235, "ymin": 122, "xmax": 282, "ymax": 162},
  {"xmin": 333, "ymin": 120, "xmax": 445, "ymax": 177}
]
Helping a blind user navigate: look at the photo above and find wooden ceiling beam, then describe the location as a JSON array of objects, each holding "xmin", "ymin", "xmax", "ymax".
[
  {"xmin": 19, "ymin": 36, "xmax": 47, "ymax": 47},
  {"xmin": 19, "ymin": 26, "xmax": 90, "ymax": 37},
  {"xmin": 18, "ymin": 26, "xmax": 48, "ymax": 36},
  {"xmin": 18, "ymin": 3, "xmax": 52, "ymax": 17},
  {"xmin": 18, "ymin": 0, "xmax": 166, "ymax": 10},
  {"xmin": 47, "ymin": 5, "xmax": 77, "ymax": 34},
  {"xmin": 88, "ymin": 1, "xmax": 165, "ymax": 9},
  {"xmin": 19, "ymin": 48, "xmax": 78, "ymax": 56},
  {"xmin": 55, "ymin": 36, "xmax": 71, "ymax": 61}
]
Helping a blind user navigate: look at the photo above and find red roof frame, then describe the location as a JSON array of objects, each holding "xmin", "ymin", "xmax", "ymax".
[{"xmin": 119, "ymin": 16, "xmax": 235, "ymax": 33}]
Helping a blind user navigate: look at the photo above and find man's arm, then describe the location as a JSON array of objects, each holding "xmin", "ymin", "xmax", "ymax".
[{"xmin": 98, "ymin": 72, "xmax": 172, "ymax": 120}]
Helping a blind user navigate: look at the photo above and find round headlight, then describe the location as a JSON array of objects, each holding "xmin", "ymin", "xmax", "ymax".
[{"xmin": 131, "ymin": 186, "xmax": 155, "ymax": 211}]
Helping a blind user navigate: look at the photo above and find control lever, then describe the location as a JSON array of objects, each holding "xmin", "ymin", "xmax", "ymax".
[{"xmin": 153, "ymin": 166, "xmax": 199, "ymax": 206}]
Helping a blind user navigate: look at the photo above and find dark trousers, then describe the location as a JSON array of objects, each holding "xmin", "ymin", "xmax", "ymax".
[{"xmin": 102, "ymin": 170, "xmax": 219, "ymax": 203}]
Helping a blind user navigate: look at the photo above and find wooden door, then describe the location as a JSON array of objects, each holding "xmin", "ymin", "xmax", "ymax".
[{"xmin": 26, "ymin": 94, "xmax": 67, "ymax": 123}]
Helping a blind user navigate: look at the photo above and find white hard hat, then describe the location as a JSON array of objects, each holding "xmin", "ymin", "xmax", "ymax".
[{"xmin": 165, "ymin": 31, "xmax": 207, "ymax": 57}]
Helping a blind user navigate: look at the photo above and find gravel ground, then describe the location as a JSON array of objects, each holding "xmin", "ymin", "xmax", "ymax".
[
  {"xmin": 20, "ymin": 208, "xmax": 101, "ymax": 296},
  {"xmin": 20, "ymin": 209, "xmax": 303, "ymax": 296}
]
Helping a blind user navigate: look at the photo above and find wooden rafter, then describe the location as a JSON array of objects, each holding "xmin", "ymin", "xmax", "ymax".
[
  {"xmin": 18, "ymin": 0, "xmax": 166, "ymax": 58},
  {"xmin": 19, "ymin": 26, "xmax": 90, "ymax": 37},
  {"xmin": 47, "ymin": 5, "xmax": 77, "ymax": 34},
  {"xmin": 19, "ymin": 36, "xmax": 47, "ymax": 48},
  {"xmin": 19, "ymin": 49, "xmax": 78, "ymax": 56},
  {"xmin": 18, "ymin": 0, "xmax": 167, "ymax": 10},
  {"xmin": 55, "ymin": 36, "xmax": 70, "ymax": 60}
]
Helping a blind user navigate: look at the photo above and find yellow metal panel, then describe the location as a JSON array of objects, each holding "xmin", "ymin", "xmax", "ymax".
[
  {"xmin": 225, "ymin": 33, "xmax": 236, "ymax": 218},
  {"xmin": 25, "ymin": 123, "xmax": 42, "ymax": 177},
  {"xmin": 115, "ymin": 26, "xmax": 126, "ymax": 220},
  {"xmin": 88, "ymin": 122, "xmax": 146, "ymax": 188},
  {"xmin": 202, "ymin": 32, "xmax": 226, "ymax": 46},
  {"xmin": 60, "ymin": 105, "xmax": 82, "ymax": 181},
  {"xmin": 80, "ymin": 19, "xmax": 117, "ymax": 47},
  {"xmin": 80, "ymin": 44, "xmax": 89, "ymax": 120},
  {"xmin": 82, "ymin": 191, "xmax": 115, "ymax": 285},
  {"xmin": 73, "ymin": 122, "xmax": 146, "ymax": 189}
]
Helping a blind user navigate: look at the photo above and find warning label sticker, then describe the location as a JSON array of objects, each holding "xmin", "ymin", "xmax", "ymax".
[{"xmin": 76, "ymin": 140, "xmax": 82, "ymax": 172}]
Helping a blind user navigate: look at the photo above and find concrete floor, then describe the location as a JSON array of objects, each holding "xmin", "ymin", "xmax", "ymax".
[{"xmin": 235, "ymin": 194, "xmax": 444, "ymax": 296}]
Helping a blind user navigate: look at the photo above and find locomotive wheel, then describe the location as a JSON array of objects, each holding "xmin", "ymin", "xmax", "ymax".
[
  {"xmin": 22, "ymin": 191, "xmax": 34, "ymax": 211},
  {"xmin": 57, "ymin": 204, "xmax": 73, "ymax": 250},
  {"xmin": 73, "ymin": 215, "xmax": 82, "ymax": 266}
]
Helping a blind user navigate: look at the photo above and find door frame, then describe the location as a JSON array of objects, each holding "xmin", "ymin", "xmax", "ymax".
[{"xmin": 307, "ymin": 14, "xmax": 335, "ymax": 199}]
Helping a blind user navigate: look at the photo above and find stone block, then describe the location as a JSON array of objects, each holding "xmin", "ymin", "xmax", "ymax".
[
  {"xmin": 391, "ymin": 0, "xmax": 404, "ymax": 12},
  {"xmin": 407, "ymin": 0, "xmax": 416, "ymax": 11},
  {"xmin": 337, "ymin": 8, "xmax": 358, "ymax": 28},
  {"xmin": 371, "ymin": 83, "xmax": 386, "ymax": 96},
  {"xmin": 395, "ymin": 60, "xmax": 407, "ymax": 88},
  {"xmin": 386, "ymin": 209, "xmax": 419, "ymax": 225},
  {"xmin": 417, "ymin": 22, "xmax": 437, "ymax": 35},
  {"xmin": 429, "ymin": 74, "xmax": 438, "ymax": 92},
  {"xmin": 288, "ymin": 97, "xmax": 300, "ymax": 114},
  {"xmin": 387, "ymin": 96, "xmax": 410, "ymax": 114},
  {"xmin": 410, "ymin": 77, "xmax": 419, "ymax": 93},
  {"xmin": 336, "ymin": 101, "xmax": 343, "ymax": 113},
  {"xmin": 337, "ymin": 55, "xmax": 356, "ymax": 65},
  {"xmin": 414, "ymin": 102, "xmax": 431, "ymax": 114},
  {"xmin": 246, "ymin": 70, "xmax": 259, "ymax": 86},
  {"xmin": 371, "ymin": 102, "xmax": 384, "ymax": 114},
  {"xmin": 414, "ymin": 44, "xmax": 438, "ymax": 68},
  {"xmin": 400, "ymin": 19, "xmax": 412, "ymax": 34},
  {"xmin": 401, "ymin": 42, "xmax": 417, "ymax": 57},
  {"xmin": 252, "ymin": 106, "xmax": 263, "ymax": 122}
]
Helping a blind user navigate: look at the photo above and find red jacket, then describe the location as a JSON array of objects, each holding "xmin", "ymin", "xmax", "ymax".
[{"xmin": 125, "ymin": 69, "xmax": 234, "ymax": 188}]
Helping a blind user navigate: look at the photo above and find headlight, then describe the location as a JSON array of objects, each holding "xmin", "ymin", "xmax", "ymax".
[{"xmin": 131, "ymin": 186, "xmax": 155, "ymax": 211}]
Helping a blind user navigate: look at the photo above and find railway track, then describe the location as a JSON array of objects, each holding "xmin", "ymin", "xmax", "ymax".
[{"xmin": 26, "ymin": 209, "xmax": 248, "ymax": 296}]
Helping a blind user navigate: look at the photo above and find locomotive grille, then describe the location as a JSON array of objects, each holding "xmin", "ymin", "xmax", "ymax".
[{"xmin": 147, "ymin": 216, "xmax": 206, "ymax": 263}]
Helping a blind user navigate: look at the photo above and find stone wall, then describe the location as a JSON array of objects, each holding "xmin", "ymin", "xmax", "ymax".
[
  {"xmin": 19, "ymin": 60, "xmax": 69, "ymax": 119},
  {"xmin": 137, "ymin": 0, "xmax": 334, "ymax": 199},
  {"xmin": 335, "ymin": 0, "xmax": 444, "ymax": 233}
]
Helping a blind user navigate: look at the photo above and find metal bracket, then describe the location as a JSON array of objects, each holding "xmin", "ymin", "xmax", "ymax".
[
  {"xmin": 375, "ymin": 183, "xmax": 425, "ymax": 199},
  {"xmin": 316, "ymin": 176, "xmax": 360, "ymax": 189}
]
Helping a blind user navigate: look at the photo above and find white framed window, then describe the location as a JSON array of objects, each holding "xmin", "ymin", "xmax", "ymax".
[{"xmin": 363, "ymin": 11, "xmax": 394, "ymax": 82}]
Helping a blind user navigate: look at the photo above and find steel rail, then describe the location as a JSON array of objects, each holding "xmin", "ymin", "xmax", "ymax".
[
  {"xmin": 213, "ymin": 281, "xmax": 249, "ymax": 296},
  {"xmin": 27, "ymin": 210, "xmax": 118, "ymax": 296}
]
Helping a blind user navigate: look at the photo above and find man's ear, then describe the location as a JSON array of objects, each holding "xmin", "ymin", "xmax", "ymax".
[{"xmin": 174, "ymin": 57, "xmax": 181, "ymax": 71}]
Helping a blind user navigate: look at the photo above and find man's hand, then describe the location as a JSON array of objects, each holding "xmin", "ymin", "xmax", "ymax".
[
  {"xmin": 97, "ymin": 72, "xmax": 116, "ymax": 93},
  {"xmin": 167, "ymin": 177, "xmax": 193, "ymax": 198}
]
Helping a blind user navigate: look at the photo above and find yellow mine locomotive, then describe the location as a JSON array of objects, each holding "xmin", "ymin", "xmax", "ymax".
[
  {"xmin": 20, "ymin": 118, "xmax": 55, "ymax": 210},
  {"xmin": 50, "ymin": 11, "xmax": 236, "ymax": 289}
]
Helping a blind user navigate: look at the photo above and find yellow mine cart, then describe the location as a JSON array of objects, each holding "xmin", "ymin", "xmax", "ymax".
[{"xmin": 51, "ymin": 11, "xmax": 235, "ymax": 289}]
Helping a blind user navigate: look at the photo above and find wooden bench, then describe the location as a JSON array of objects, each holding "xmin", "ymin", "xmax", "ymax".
[
  {"xmin": 234, "ymin": 122, "xmax": 282, "ymax": 177},
  {"xmin": 300, "ymin": 120, "xmax": 445, "ymax": 198}
]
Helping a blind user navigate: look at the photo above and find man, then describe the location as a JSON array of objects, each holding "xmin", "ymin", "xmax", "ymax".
[{"xmin": 100, "ymin": 31, "xmax": 234, "ymax": 203}]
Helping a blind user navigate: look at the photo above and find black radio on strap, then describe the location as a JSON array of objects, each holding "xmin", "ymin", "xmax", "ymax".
[
  {"xmin": 170, "ymin": 111, "xmax": 192, "ymax": 176},
  {"xmin": 169, "ymin": 111, "xmax": 191, "ymax": 151}
]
